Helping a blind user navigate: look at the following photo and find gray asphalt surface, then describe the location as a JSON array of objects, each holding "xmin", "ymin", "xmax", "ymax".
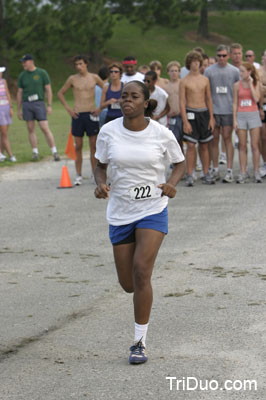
[{"xmin": 0, "ymin": 153, "xmax": 265, "ymax": 400}]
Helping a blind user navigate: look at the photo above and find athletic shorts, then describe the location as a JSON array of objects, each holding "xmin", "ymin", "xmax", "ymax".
[
  {"xmin": 183, "ymin": 109, "xmax": 213, "ymax": 144},
  {"xmin": 109, "ymin": 207, "xmax": 168, "ymax": 245},
  {"xmin": 0, "ymin": 104, "xmax": 12, "ymax": 126},
  {"xmin": 168, "ymin": 115, "xmax": 183, "ymax": 141},
  {"xmin": 214, "ymin": 114, "xmax": 233, "ymax": 127},
  {"xmin": 262, "ymin": 104, "xmax": 266, "ymax": 123},
  {"xmin": 72, "ymin": 112, "xmax": 99, "ymax": 137},
  {"xmin": 22, "ymin": 101, "xmax": 47, "ymax": 121},
  {"xmin": 237, "ymin": 111, "xmax": 262, "ymax": 130}
]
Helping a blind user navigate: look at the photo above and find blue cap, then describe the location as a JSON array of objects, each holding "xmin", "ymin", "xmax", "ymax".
[{"xmin": 20, "ymin": 54, "xmax": 34, "ymax": 62}]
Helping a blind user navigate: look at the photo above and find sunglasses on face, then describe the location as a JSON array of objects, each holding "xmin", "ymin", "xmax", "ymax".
[
  {"xmin": 144, "ymin": 79, "xmax": 151, "ymax": 83},
  {"xmin": 110, "ymin": 70, "xmax": 120, "ymax": 73},
  {"xmin": 217, "ymin": 54, "xmax": 227, "ymax": 58},
  {"xmin": 245, "ymin": 55, "xmax": 252, "ymax": 58}
]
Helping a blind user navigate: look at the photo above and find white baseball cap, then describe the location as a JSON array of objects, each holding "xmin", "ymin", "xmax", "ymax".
[{"xmin": 0, "ymin": 67, "xmax": 6, "ymax": 73}]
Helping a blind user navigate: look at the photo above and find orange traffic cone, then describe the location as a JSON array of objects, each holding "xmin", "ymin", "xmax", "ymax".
[
  {"xmin": 65, "ymin": 131, "xmax": 76, "ymax": 160},
  {"xmin": 57, "ymin": 165, "xmax": 72, "ymax": 189}
]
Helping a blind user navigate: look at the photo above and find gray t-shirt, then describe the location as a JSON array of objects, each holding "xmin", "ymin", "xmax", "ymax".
[{"xmin": 205, "ymin": 63, "xmax": 240, "ymax": 115}]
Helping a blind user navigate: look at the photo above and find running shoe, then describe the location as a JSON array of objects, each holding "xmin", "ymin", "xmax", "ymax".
[
  {"xmin": 219, "ymin": 152, "xmax": 227, "ymax": 165},
  {"xmin": 0, "ymin": 153, "xmax": 6, "ymax": 162},
  {"xmin": 212, "ymin": 169, "xmax": 220, "ymax": 181},
  {"xmin": 186, "ymin": 175, "xmax": 194, "ymax": 187},
  {"xmin": 223, "ymin": 171, "xmax": 234, "ymax": 183},
  {"xmin": 192, "ymin": 170, "xmax": 197, "ymax": 181},
  {"xmin": 32, "ymin": 153, "xmax": 39, "ymax": 161},
  {"xmin": 254, "ymin": 172, "xmax": 262, "ymax": 183},
  {"xmin": 53, "ymin": 152, "xmax": 61, "ymax": 161},
  {"xmin": 236, "ymin": 173, "xmax": 248, "ymax": 184},
  {"xmin": 259, "ymin": 166, "xmax": 266, "ymax": 178},
  {"xmin": 129, "ymin": 339, "xmax": 148, "ymax": 364},
  {"xmin": 74, "ymin": 175, "xmax": 82, "ymax": 186},
  {"xmin": 202, "ymin": 172, "xmax": 215, "ymax": 185},
  {"xmin": 9, "ymin": 156, "xmax": 17, "ymax": 162}
]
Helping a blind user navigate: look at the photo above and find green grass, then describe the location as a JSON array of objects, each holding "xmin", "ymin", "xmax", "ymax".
[{"xmin": 2, "ymin": 10, "xmax": 266, "ymax": 166}]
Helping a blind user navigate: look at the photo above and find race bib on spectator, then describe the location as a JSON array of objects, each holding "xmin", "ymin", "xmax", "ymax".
[
  {"xmin": 169, "ymin": 117, "xmax": 176, "ymax": 125},
  {"xmin": 241, "ymin": 99, "xmax": 252, "ymax": 107},
  {"xmin": 89, "ymin": 114, "xmax": 99, "ymax": 122},
  {"xmin": 216, "ymin": 86, "xmax": 227, "ymax": 94},
  {"xmin": 187, "ymin": 112, "xmax": 195, "ymax": 120},
  {"xmin": 111, "ymin": 102, "xmax": 121, "ymax": 109},
  {"xmin": 129, "ymin": 183, "xmax": 161, "ymax": 201},
  {"xmin": 28, "ymin": 94, "xmax": 39, "ymax": 102}
]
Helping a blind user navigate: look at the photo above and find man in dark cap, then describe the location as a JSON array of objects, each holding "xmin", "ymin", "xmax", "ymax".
[{"xmin": 17, "ymin": 54, "xmax": 60, "ymax": 161}]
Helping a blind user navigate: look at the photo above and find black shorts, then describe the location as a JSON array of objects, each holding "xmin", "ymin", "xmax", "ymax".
[
  {"xmin": 262, "ymin": 104, "xmax": 266, "ymax": 124},
  {"xmin": 72, "ymin": 112, "xmax": 99, "ymax": 137},
  {"xmin": 183, "ymin": 109, "xmax": 213, "ymax": 144}
]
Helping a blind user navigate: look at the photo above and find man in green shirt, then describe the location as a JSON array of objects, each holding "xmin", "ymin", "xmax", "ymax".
[{"xmin": 17, "ymin": 54, "xmax": 60, "ymax": 161}]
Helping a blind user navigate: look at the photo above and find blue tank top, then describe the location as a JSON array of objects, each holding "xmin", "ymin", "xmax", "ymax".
[{"xmin": 106, "ymin": 82, "xmax": 123, "ymax": 118}]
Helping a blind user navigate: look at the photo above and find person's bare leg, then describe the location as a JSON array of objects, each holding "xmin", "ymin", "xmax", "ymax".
[
  {"xmin": 26, "ymin": 120, "xmax": 38, "ymax": 149},
  {"xmin": 222, "ymin": 125, "xmax": 234, "ymax": 170},
  {"xmin": 74, "ymin": 136, "xmax": 83, "ymax": 175},
  {"xmin": 210, "ymin": 126, "xmax": 220, "ymax": 169},
  {"xmin": 89, "ymin": 134, "xmax": 98, "ymax": 174},
  {"xmin": 0, "ymin": 125, "xmax": 13, "ymax": 158},
  {"xmin": 250, "ymin": 127, "xmax": 260, "ymax": 173},
  {"xmin": 186, "ymin": 142, "xmax": 196, "ymax": 175},
  {"xmin": 38, "ymin": 120, "xmax": 56, "ymax": 148},
  {"xmin": 199, "ymin": 142, "xmax": 209, "ymax": 175},
  {"xmin": 237, "ymin": 130, "xmax": 247, "ymax": 174}
]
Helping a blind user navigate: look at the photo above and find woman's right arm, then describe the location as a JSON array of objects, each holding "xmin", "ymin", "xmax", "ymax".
[{"xmin": 94, "ymin": 161, "xmax": 110, "ymax": 199}]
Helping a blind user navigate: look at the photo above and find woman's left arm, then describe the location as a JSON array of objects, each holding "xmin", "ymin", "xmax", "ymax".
[{"xmin": 158, "ymin": 161, "xmax": 185, "ymax": 198}]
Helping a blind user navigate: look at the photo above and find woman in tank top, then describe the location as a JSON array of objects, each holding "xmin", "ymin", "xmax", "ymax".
[
  {"xmin": 0, "ymin": 67, "xmax": 16, "ymax": 162},
  {"xmin": 100, "ymin": 62, "xmax": 123, "ymax": 123},
  {"xmin": 233, "ymin": 62, "xmax": 261, "ymax": 183}
]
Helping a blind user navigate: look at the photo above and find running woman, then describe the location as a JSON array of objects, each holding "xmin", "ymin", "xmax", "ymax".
[
  {"xmin": 0, "ymin": 66, "xmax": 16, "ymax": 162},
  {"xmin": 233, "ymin": 62, "xmax": 262, "ymax": 183},
  {"xmin": 94, "ymin": 81, "xmax": 185, "ymax": 364}
]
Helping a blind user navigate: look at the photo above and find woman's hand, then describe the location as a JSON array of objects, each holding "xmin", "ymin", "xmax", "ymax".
[
  {"xmin": 94, "ymin": 183, "xmax": 110, "ymax": 199},
  {"xmin": 157, "ymin": 183, "xmax": 177, "ymax": 198}
]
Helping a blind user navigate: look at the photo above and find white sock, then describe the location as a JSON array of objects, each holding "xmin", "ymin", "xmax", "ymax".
[
  {"xmin": 51, "ymin": 146, "xmax": 57, "ymax": 154},
  {"xmin": 227, "ymin": 168, "xmax": 232, "ymax": 173},
  {"xmin": 213, "ymin": 167, "xmax": 219, "ymax": 172},
  {"xmin": 134, "ymin": 322, "xmax": 149, "ymax": 347},
  {"xmin": 32, "ymin": 148, "xmax": 38, "ymax": 154}
]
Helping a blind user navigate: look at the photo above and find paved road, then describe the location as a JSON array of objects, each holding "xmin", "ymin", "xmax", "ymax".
[{"xmin": 0, "ymin": 155, "xmax": 265, "ymax": 399}]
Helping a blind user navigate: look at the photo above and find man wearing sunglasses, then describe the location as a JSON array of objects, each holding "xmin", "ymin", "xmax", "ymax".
[
  {"xmin": 205, "ymin": 44, "xmax": 240, "ymax": 183},
  {"xmin": 245, "ymin": 50, "xmax": 260, "ymax": 70}
]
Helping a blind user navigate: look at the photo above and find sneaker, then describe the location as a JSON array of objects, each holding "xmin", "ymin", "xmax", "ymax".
[
  {"xmin": 202, "ymin": 172, "xmax": 215, "ymax": 185},
  {"xmin": 192, "ymin": 170, "xmax": 197, "ymax": 181},
  {"xmin": 0, "ymin": 153, "xmax": 6, "ymax": 162},
  {"xmin": 32, "ymin": 153, "xmax": 39, "ymax": 161},
  {"xmin": 186, "ymin": 174, "xmax": 194, "ymax": 187},
  {"xmin": 74, "ymin": 175, "xmax": 82, "ymax": 186},
  {"xmin": 219, "ymin": 152, "xmax": 227, "ymax": 165},
  {"xmin": 254, "ymin": 172, "xmax": 262, "ymax": 183},
  {"xmin": 212, "ymin": 169, "xmax": 220, "ymax": 181},
  {"xmin": 129, "ymin": 339, "xmax": 148, "ymax": 364},
  {"xmin": 259, "ymin": 166, "xmax": 266, "ymax": 178},
  {"xmin": 223, "ymin": 171, "xmax": 234, "ymax": 183},
  {"xmin": 195, "ymin": 162, "xmax": 202, "ymax": 172},
  {"xmin": 9, "ymin": 156, "xmax": 17, "ymax": 162},
  {"xmin": 236, "ymin": 173, "xmax": 248, "ymax": 184},
  {"xmin": 53, "ymin": 152, "xmax": 61, "ymax": 161}
]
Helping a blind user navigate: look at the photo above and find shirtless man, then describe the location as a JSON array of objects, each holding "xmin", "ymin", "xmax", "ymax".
[
  {"xmin": 180, "ymin": 51, "xmax": 215, "ymax": 186},
  {"xmin": 57, "ymin": 55, "xmax": 104, "ymax": 185},
  {"xmin": 165, "ymin": 61, "xmax": 183, "ymax": 147},
  {"xmin": 149, "ymin": 60, "xmax": 169, "ymax": 90},
  {"xmin": 258, "ymin": 50, "xmax": 266, "ymax": 177}
]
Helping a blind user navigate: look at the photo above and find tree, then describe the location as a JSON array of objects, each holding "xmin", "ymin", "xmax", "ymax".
[{"xmin": 197, "ymin": 0, "xmax": 209, "ymax": 38}]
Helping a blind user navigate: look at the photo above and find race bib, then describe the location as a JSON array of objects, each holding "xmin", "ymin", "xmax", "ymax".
[
  {"xmin": 28, "ymin": 94, "xmax": 39, "ymax": 102},
  {"xmin": 187, "ymin": 112, "xmax": 195, "ymax": 120},
  {"xmin": 169, "ymin": 117, "xmax": 176, "ymax": 125},
  {"xmin": 111, "ymin": 102, "xmax": 121, "ymax": 109},
  {"xmin": 89, "ymin": 114, "xmax": 99, "ymax": 122},
  {"xmin": 129, "ymin": 183, "xmax": 161, "ymax": 201},
  {"xmin": 241, "ymin": 99, "xmax": 252, "ymax": 107},
  {"xmin": 263, "ymin": 104, "xmax": 266, "ymax": 111},
  {"xmin": 0, "ymin": 99, "xmax": 9, "ymax": 105},
  {"xmin": 216, "ymin": 86, "xmax": 227, "ymax": 94}
]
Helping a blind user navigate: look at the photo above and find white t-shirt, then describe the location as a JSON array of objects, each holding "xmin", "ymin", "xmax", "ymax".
[
  {"xmin": 150, "ymin": 85, "xmax": 169, "ymax": 126},
  {"xmin": 95, "ymin": 117, "xmax": 184, "ymax": 226},
  {"xmin": 121, "ymin": 72, "xmax": 144, "ymax": 83}
]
